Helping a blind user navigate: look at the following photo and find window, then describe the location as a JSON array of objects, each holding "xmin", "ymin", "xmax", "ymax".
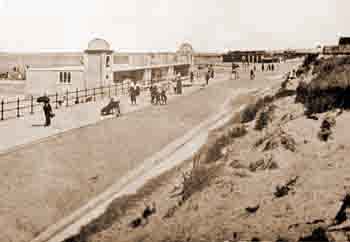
[
  {"xmin": 59, "ymin": 72, "xmax": 72, "ymax": 84},
  {"xmin": 106, "ymin": 56, "xmax": 110, "ymax": 67}
]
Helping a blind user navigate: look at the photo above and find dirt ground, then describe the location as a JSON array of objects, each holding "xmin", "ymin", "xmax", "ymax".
[{"xmin": 67, "ymin": 60, "xmax": 350, "ymax": 242}]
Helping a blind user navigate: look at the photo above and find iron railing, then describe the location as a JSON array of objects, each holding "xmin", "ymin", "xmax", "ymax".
[{"xmin": 0, "ymin": 78, "xmax": 174, "ymax": 122}]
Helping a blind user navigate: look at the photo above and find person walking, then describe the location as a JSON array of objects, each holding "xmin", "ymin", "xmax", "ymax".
[
  {"xmin": 135, "ymin": 83, "xmax": 141, "ymax": 97},
  {"xmin": 250, "ymin": 69, "xmax": 255, "ymax": 80},
  {"xmin": 231, "ymin": 63, "xmax": 239, "ymax": 80},
  {"xmin": 160, "ymin": 83, "xmax": 167, "ymax": 105},
  {"xmin": 154, "ymin": 85, "xmax": 161, "ymax": 105},
  {"xmin": 43, "ymin": 101, "xmax": 53, "ymax": 127},
  {"xmin": 129, "ymin": 82, "xmax": 136, "ymax": 105},
  {"xmin": 190, "ymin": 71, "xmax": 194, "ymax": 83},
  {"xmin": 176, "ymin": 74, "xmax": 182, "ymax": 94},
  {"xmin": 210, "ymin": 65, "xmax": 215, "ymax": 79},
  {"xmin": 205, "ymin": 70, "xmax": 210, "ymax": 85}
]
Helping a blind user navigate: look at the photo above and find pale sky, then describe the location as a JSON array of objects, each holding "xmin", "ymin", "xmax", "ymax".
[{"xmin": 0, "ymin": 0, "xmax": 348, "ymax": 52}]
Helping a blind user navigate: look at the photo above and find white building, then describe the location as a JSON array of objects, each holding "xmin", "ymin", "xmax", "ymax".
[
  {"xmin": 25, "ymin": 39, "xmax": 220, "ymax": 96},
  {"xmin": 26, "ymin": 66, "xmax": 84, "ymax": 95},
  {"xmin": 26, "ymin": 38, "xmax": 113, "ymax": 96}
]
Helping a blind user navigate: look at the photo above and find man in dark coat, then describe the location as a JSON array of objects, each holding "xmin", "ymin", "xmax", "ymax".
[
  {"xmin": 129, "ymin": 83, "xmax": 137, "ymax": 105},
  {"xmin": 176, "ymin": 75, "xmax": 182, "ymax": 94},
  {"xmin": 250, "ymin": 69, "xmax": 255, "ymax": 80},
  {"xmin": 205, "ymin": 71, "xmax": 210, "ymax": 85},
  {"xmin": 43, "ymin": 101, "xmax": 53, "ymax": 127},
  {"xmin": 151, "ymin": 85, "xmax": 157, "ymax": 104},
  {"xmin": 210, "ymin": 65, "xmax": 215, "ymax": 79}
]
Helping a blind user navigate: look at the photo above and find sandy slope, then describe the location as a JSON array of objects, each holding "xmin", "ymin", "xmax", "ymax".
[{"xmin": 69, "ymin": 65, "xmax": 350, "ymax": 242}]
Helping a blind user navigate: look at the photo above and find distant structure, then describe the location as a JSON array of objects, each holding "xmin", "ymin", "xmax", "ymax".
[
  {"xmin": 323, "ymin": 37, "xmax": 350, "ymax": 55},
  {"xmin": 223, "ymin": 50, "xmax": 281, "ymax": 63},
  {"xmin": 223, "ymin": 51, "xmax": 267, "ymax": 63},
  {"xmin": 177, "ymin": 43, "xmax": 223, "ymax": 65},
  {"xmin": 339, "ymin": 37, "xmax": 350, "ymax": 46},
  {"xmin": 23, "ymin": 39, "xmax": 221, "ymax": 96}
]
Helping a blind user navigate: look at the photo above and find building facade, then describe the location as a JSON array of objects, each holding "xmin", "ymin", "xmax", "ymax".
[
  {"xmin": 223, "ymin": 51, "xmax": 266, "ymax": 63},
  {"xmin": 323, "ymin": 37, "xmax": 350, "ymax": 55},
  {"xmin": 25, "ymin": 39, "xmax": 221, "ymax": 96},
  {"xmin": 25, "ymin": 39, "xmax": 187, "ymax": 95}
]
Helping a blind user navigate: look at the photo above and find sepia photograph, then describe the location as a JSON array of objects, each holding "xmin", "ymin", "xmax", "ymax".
[{"xmin": 0, "ymin": 0, "xmax": 349, "ymax": 241}]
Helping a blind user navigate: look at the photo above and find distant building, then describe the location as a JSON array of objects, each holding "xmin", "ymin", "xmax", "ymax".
[
  {"xmin": 339, "ymin": 37, "xmax": 350, "ymax": 46},
  {"xmin": 323, "ymin": 37, "xmax": 350, "ymax": 55},
  {"xmin": 25, "ymin": 39, "xmax": 221, "ymax": 96},
  {"xmin": 193, "ymin": 53, "xmax": 223, "ymax": 65},
  {"xmin": 223, "ymin": 51, "xmax": 266, "ymax": 63}
]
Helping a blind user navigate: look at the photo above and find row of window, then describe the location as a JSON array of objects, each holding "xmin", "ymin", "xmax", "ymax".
[{"xmin": 59, "ymin": 72, "xmax": 72, "ymax": 83}]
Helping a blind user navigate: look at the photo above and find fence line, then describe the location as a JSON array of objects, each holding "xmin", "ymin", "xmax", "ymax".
[{"xmin": 0, "ymin": 78, "xmax": 172, "ymax": 122}]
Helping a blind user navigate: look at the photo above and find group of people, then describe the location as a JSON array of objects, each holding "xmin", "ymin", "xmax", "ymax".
[
  {"xmin": 40, "ymin": 69, "xmax": 215, "ymax": 126},
  {"xmin": 150, "ymin": 83, "xmax": 167, "ymax": 105},
  {"xmin": 129, "ymin": 82, "xmax": 141, "ymax": 105},
  {"xmin": 250, "ymin": 63, "xmax": 277, "ymax": 80},
  {"xmin": 190, "ymin": 65, "xmax": 215, "ymax": 86},
  {"xmin": 261, "ymin": 63, "xmax": 276, "ymax": 72}
]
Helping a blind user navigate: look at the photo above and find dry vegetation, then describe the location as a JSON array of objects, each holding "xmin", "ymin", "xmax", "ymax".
[
  {"xmin": 296, "ymin": 55, "xmax": 350, "ymax": 114},
  {"xmin": 64, "ymin": 59, "xmax": 350, "ymax": 242}
]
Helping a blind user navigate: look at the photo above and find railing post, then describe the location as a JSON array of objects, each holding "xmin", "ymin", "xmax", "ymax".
[
  {"xmin": 108, "ymin": 85, "xmax": 111, "ymax": 98},
  {"xmin": 101, "ymin": 86, "xmax": 103, "ymax": 98},
  {"xmin": 66, "ymin": 89, "xmax": 69, "ymax": 107},
  {"xmin": 115, "ymin": 84, "xmax": 117, "ymax": 96},
  {"xmin": 122, "ymin": 82, "xmax": 124, "ymax": 94},
  {"xmin": 93, "ymin": 87, "xmax": 96, "ymax": 101},
  {"xmin": 17, "ymin": 97, "xmax": 20, "ymax": 118},
  {"xmin": 1, "ymin": 100, "xmax": 3, "ymax": 121},
  {"xmin": 55, "ymin": 93, "xmax": 58, "ymax": 109},
  {"xmin": 30, "ymin": 96, "xmax": 34, "ymax": 114},
  {"xmin": 75, "ymin": 88, "xmax": 79, "ymax": 104},
  {"xmin": 85, "ymin": 87, "xmax": 88, "ymax": 102}
]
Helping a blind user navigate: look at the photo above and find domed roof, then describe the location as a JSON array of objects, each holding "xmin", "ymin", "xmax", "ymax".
[
  {"xmin": 177, "ymin": 43, "xmax": 194, "ymax": 54},
  {"xmin": 87, "ymin": 38, "xmax": 111, "ymax": 51}
]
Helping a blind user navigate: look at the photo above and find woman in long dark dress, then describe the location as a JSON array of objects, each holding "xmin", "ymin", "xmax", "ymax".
[
  {"xmin": 43, "ymin": 101, "xmax": 53, "ymax": 127},
  {"xmin": 176, "ymin": 75, "xmax": 182, "ymax": 94}
]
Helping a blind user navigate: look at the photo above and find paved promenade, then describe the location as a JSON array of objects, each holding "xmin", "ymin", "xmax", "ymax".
[
  {"xmin": 0, "ymin": 62, "xmax": 298, "ymax": 242},
  {"xmin": 0, "ymin": 78, "xmax": 209, "ymax": 153}
]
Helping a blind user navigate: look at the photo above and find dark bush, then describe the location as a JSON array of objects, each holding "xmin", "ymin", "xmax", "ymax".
[
  {"xmin": 302, "ymin": 54, "xmax": 319, "ymax": 69},
  {"xmin": 179, "ymin": 156, "xmax": 221, "ymax": 202},
  {"xmin": 204, "ymin": 125, "xmax": 247, "ymax": 163},
  {"xmin": 240, "ymin": 96, "xmax": 274, "ymax": 123},
  {"xmin": 295, "ymin": 81, "xmax": 308, "ymax": 104},
  {"xmin": 255, "ymin": 105, "xmax": 276, "ymax": 131}
]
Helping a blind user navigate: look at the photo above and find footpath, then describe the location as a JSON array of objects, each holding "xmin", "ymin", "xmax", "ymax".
[{"xmin": 0, "ymin": 78, "xmax": 214, "ymax": 153}]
